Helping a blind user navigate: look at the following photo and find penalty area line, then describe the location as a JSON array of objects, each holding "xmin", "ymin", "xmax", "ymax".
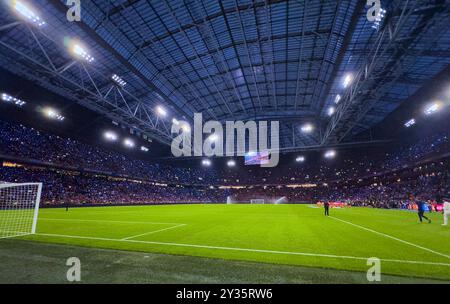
[
  {"xmin": 121, "ymin": 224, "xmax": 187, "ymax": 240},
  {"xmin": 329, "ymin": 216, "xmax": 450, "ymax": 259},
  {"xmin": 33, "ymin": 232, "xmax": 450, "ymax": 267}
]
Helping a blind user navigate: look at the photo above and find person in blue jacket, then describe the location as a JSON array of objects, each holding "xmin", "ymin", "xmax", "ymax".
[{"xmin": 411, "ymin": 194, "xmax": 431, "ymax": 223}]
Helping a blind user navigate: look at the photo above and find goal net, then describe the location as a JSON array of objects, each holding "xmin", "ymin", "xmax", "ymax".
[
  {"xmin": 0, "ymin": 182, "xmax": 42, "ymax": 239},
  {"xmin": 250, "ymin": 199, "xmax": 265, "ymax": 204}
]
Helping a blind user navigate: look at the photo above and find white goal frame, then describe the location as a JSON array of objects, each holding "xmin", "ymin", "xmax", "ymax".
[
  {"xmin": 0, "ymin": 182, "xmax": 43, "ymax": 238},
  {"xmin": 250, "ymin": 199, "xmax": 265, "ymax": 204}
]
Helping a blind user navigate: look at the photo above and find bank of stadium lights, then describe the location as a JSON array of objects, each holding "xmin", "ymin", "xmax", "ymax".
[
  {"xmin": 156, "ymin": 105, "xmax": 167, "ymax": 117},
  {"xmin": 43, "ymin": 108, "xmax": 64, "ymax": 121},
  {"xmin": 372, "ymin": 8, "xmax": 387, "ymax": 31},
  {"xmin": 202, "ymin": 159, "xmax": 212, "ymax": 167},
  {"xmin": 70, "ymin": 43, "xmax": 94, "ymax": 63},
  {"xmin": 404, "ymin": 119, "xmax": 416, "ymax": 128},
  {"xmin": 141, "ymin": 146, "xmax": 149, "ymax": 152},
  {"xmin": 1, "ymin": 93, "xmax": 26, "ymax": 107},
  {"xmin": 324, "ymin": 150, "xmax": 336, "ymax": 159},
  {"xmin": 343, "ymin": 73, "xmax": 353, "ymax": 88},
  {"xmin": 296, "ymin": 156, "xmax": 305, "ymax": 163},
  {"xmin": 301, "ymin": 123, "xmax": 313, "ymax": 133},
  {"xmin": 12, "ymin": 1, "xmax": 46, "ymax": 27},
  {"xmin": 227, "ymin": 160, "xmax": 236, "ymax": 167},
  {"xmin": 104, "ymin": 131, "xmax": 118, "ymax": 141},
  {"xmin": 334, "ymin": 94, "xmax": 341, "ymax": 104},
  {"xmin": 111, "ymin": 74, "xmax": 126, "ymax": 87},
  {"xmin": 327, "ymin": 106, "xmax": 335, "ymax": 116},
  {"xmin": 424, "ymin": 102, "xmax": 442, "ymax": 115},
  {"xmin": 123, "ymin": 138, "xmax": 135, "ymax": 148}
]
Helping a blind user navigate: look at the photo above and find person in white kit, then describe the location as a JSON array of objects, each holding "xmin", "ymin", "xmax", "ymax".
[{"xmin": 443, "ymin": 196, "xmax": 450, "ymax": 226}]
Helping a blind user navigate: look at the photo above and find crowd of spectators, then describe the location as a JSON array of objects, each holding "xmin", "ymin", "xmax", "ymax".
[
  {"xmin": 0, "ymin": 119, "xmax": 449, "ymax": 208},
  {"xmin": 1, "ymin": 119, "xmax": 449, "ymax": 186},
  {"xmin": 0, "ymin": 120, "xmax": 216, "ymax": 184},
  {"xmin": 0, "ymin": 166, "xmax": 229, "ymax": 206}
]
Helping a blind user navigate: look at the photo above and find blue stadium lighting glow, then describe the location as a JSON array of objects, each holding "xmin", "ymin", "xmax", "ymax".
[
  {"xmin": 296, "ymin": 156, "xmax": 305, "ymax": 163},
  {"xmin": 172, "ymin": 118, "xmax": 180, "ymax": 125},
  {"xmin": 202, "ymin": 159, "xmax": 211, "ymax": 166},
  {"xmin": 324, "ymin": 150, "xmax": 336, "ymax": 159},
  {"xmin": 334, "ymin": 94, "xmax": 341, "ymax": 104},
  {"xmin": 327, "ymin": 106, "xmax": 335, "ymax": 116},
  {"xmin": 104, "ymin": 131, "xmax": 118, "ymax": 141},
  {"xmin": 372, "ymin": 8, "xmax": 387, "ymax": 31},
  {"xmin": 424, "ymin": 102, "xmax": 441, "ymax": 115},
  {"xmin": 141, "ymin": 146, "xmax": 149, "ymax": 152},
  {"xmin": 44, "ymin": 107, "xmax": 64, "ymax": 121},
  {"xmin": 343, "ymin": 73, "xmax": 353, "ymax": 88},
  {"xmin": 227, "ymin": 159, "xmax": 236, "ymax": 167},
  {"xmin": 13, "ymin": 1, "xmax": 46, "ymax": 27},
  {"xmin": 1, "ymin": 93, "xmax": 26, "ymax": 106},
  {"xmin": 301, "ymin": 123, "xmax": 313, "ymax": 133},
  {"xmin": 156, "ymin": 106, "xmax": 167, "ymax": 117},
  {"xmin": 71, "ymin": 43, "xmax": 94, "ymax": 63},
  {"xmin": 112, "ymin": 74, "xmax": 126, "ymax": 87},
  {"xmin": 123, "ymin": 138, "xmax": 135, "ymax": 148},
  {"xmin": 404, "ymin": 119, "xmax": 416, "ymax": 128}
]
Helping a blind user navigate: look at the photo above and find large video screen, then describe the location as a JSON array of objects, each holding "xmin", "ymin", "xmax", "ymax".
[{"xmin": 244, "ymin": 151, "xmax": 269, "ymax": 165}]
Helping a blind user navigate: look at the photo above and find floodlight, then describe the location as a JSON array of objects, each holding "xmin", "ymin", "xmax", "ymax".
[
  {"xmin": 404, "ymin": 119, "xmax": 416, "ymax": 128},
  {"xmin": 227, "ymin": 160, "xmax": 236, "ymax": 167},
  {"xmin": 13, "ymin": 1, "xmax": 46, "ymax": 27},
  {"xmin": 334, "ymin": 94, "xmax": 341, "ymax": 104},
  {"xmin": 301, "ymin": 123, "xmax": 313, "ymax": 133},
  {"xmin": 202, "ymin": 159, "xmax": 211, "ymax": 166},
  {"xmin": 111, "ymin": 74, "xmax": 126, "ymax": 87},
  {"xmin": 1, "ymin": 93, "xmax": 26, "ymax": 107},
  {"xmin": 156, "ymin": 106, "xmax": 167, "ymax": 117},
  {"xmin": 141, "ymin": 146, "xmax": 149, "ymax": 152},
  {"xmin": 104, "ymin": 131, "xmax": 118, "ymax": 141},
  {"xmin": 123, "ymin": 138, "xmax": 135, "ymax": 148},
  {"xmin": 71, "ymin": 43, "xmax": 94, "ymax": 63},
  {"xmin": 424, "ymin": 102, "xmax": 441, "ymax": 115},
  {"xmin": 44, "ymin": 107, "xmax": 64, "ymax": 121},
  {"xmin": 296, "ymin": 156, "xmax": 305, "ymax": 162},
  {"xmin": 324, "ymin": 150, "xmax": 336, "ymax": 159},
  {"xmin": 327, "ymin": 106, "xmax": 335, "ymax": 116},
  {"xmin": 343, "ymin": 73, "xmax": 353, "ymax": 88}
]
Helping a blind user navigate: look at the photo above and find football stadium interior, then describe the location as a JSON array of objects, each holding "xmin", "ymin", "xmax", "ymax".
[{"xmin": 0, "ymin": 0, "xmax": 449, "ymax": 284}]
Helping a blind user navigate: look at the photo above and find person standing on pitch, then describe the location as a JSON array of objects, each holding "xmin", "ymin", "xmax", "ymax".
[
  {"xmin": 324, "ymin": 201, "xmax": 330, "ymax": 216},
  {"xmin": 442, "ymin": 196, "xmax": 450, "ymax": 226},
  {"xmin": 412, "ymin": 194, "xmax": 431, "ymax": 224}
]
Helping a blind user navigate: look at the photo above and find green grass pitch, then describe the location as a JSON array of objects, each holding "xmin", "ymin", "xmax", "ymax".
[{"xmin": 1, "ymin": 204, "xmax": 450, "ymax": 283}]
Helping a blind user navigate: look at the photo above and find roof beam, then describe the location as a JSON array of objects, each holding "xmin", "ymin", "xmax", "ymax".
[{"xmin": 47, "ymin": 0, "xmax": 190, "ymax": 120}]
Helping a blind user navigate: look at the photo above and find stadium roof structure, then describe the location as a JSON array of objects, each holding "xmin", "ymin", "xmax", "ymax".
[{"xmin": 0, "ymin": 0, "xmax": 449, "ymax": 153}]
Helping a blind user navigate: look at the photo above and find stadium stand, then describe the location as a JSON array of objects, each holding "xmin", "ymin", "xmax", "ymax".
[{"xmin": 1, "ymin": 120, "xmax": 448, "ymax": 207}]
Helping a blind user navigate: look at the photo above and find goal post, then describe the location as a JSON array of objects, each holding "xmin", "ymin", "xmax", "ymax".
[{"xmin": 0, "ymin": 182, "xmax": 42, "ymax": 239}]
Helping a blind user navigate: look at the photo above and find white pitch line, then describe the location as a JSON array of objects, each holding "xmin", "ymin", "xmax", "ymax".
[
  {"xmin": 121, "ymin": 224, "xmax": 187, "ymax": 240},
  {"xmin": 329, "ymin": 216, "xmax": 450, "ymax": 259},
  {"xmin": 38, "ymin": 218, "xmax": 184, "ymax": 226},
  {"xmin": 33, "ymin": 233, "xmax": 450, "ymax": 267}
]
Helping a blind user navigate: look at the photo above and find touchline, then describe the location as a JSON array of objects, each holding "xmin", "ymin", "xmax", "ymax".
[{"xmin": 171, "ymin": 113, "xmax": 280, "ymax": 167}]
